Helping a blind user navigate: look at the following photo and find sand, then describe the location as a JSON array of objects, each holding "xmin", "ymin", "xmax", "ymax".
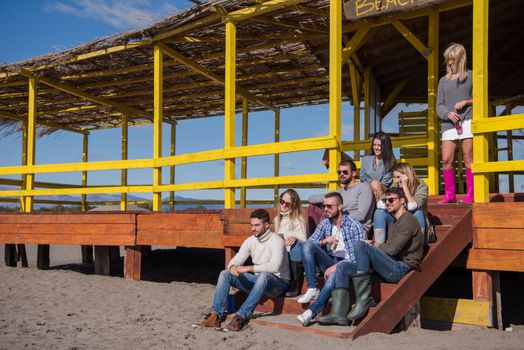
[{"xmin": 0, "ymin": 245, "xmax": 522, "ymax": 350}]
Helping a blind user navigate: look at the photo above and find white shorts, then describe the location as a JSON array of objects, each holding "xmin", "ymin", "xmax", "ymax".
[{"xmin": 441, "ymin": 119, "xmax": 473, "ymax": 141}]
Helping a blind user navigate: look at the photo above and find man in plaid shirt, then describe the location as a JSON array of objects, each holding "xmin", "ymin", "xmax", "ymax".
[{"xmin": 296, "ymin": 192, "xmax": 365, "ymax": 319}]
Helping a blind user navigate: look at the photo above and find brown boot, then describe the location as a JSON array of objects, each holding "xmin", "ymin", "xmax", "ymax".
[
  {"xmin": 192, "ymin": 311, "xmax": 221, "ymax": 328},
  {"xmin": 224, "ymin": 314, "xmax": 248, "ymax": 332}
]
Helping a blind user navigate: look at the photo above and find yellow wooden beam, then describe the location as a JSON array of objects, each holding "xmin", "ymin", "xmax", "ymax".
[
  {"xmin": 472, "ymin": 114, "xmax": 524, "ymax": 134},
  {"xmin": 426, "ymin": 10, "xmax": 440, "ymax": 196},
  {"xmin": 240, "ymin": 98, "xmax": 249, "ymax": 208},
  {"xmin": 152, "ymin": 46, "xmax": 163, "ymax": 211},
  {"xmin": 120, "ymin": 114, "xmax": 128, "ymax": 211},
  {"xmin": 0, "ymin": 136, "xmax": 336, "ymax": 176},
  {"xmin": 342, "ymin": 27, "xmax": 370, "ymax": 62},
  {"xmin": 472, "ymin": 0, "xmax": 490, "ymax": 203},
  {"xmin": 472, "ymin": 159, "xmax": 524, "ymax": 174},
  {"xmin": 420, "ymin": 296, "xmax": 492, "ymax": 327},
  {"xmin": 224, "ymin": 0, "xmax": 306, "ymax": 22},
  {"xmin": 328, "ymin": 0, "xmax": 342, "ymax": 192},
  {"xmin": 391, "ymin": 20, "xmax": 431, "ymax": 58},
  {"xmin": 81, "ymin": 133, "xmax": 88, "ymax": 211},
  {"xmin": 224, "ymin": 21, "xmax": 237, "ymax": 209},
  {"xmin": 274, "ymin": 109, "xmax": 280, "ymax": 204},
  {"xmin": 22, "ymin": 77, "xmax": 37, "ymax": 212},
  {"xmin": 16, "ymin": 68, "xmax": 152, "ymax": 120},
  {"xmin": 169, "ymin": 123, "xmax": 177, "ymax": 211}
]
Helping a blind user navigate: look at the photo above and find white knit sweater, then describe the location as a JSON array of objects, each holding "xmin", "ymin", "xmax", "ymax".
[
  {"xmin": 275, "ymin": 212, "xmax": 307, "ymax": 252},
  {"xmin": 227, "ymin": 229, "xmax": 290, "ymax": 281}
]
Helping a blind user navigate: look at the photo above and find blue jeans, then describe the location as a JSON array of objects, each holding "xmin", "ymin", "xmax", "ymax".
[
  {"xmin": 302, "ymin": 240, "xmax": 341, "ymax": 289},
  {"xmin": 307, "ymin": 260, "xmax": 358, "ymax": 316},
  {"xmin": 354, "ymin": 241, "xmax": 412, "ymax": 283},
  {"xmin": 211, "ymin": 270, "xmax": 288, "ymax": 319},
  {"xmin": 374, "ymin": 208, "xmax": 426, "ymax": 230},
  {"xmin": 289, "ymin": 241, "xmax": 303, "ymax": 262}
]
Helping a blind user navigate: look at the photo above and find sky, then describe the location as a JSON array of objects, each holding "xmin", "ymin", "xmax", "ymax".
[{"xmin": 0, "ymin": 0, "xmax": 521, "ymax": 205}]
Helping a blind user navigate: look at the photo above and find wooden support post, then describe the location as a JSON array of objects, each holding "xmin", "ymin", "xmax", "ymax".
[
  {"xmin": 427, "ymin": 10, "xmax": 440, "ymax": 195},
  {"xmin": 273, "ymin": 109, "xmax": 280, "ymax": 204},
  {"xmin": 224, "ymin": 20, "xmax": 237, "ymax": 208},
  {"xmin": 94, "ymin": 246, "xmax": 111, "ymax": 275},
  {"xmin": 4, "ymin": 244, "xmax": 17, "ymax": 267},
  {"xmin": 37, "ymin": 245, "xmax": 50, "ymax": 270},
  {"xmin": 125, "ymin": 246, "xmax": 142, "ymax": 281},
  {"xmin": 169, "ymin": 123, "xmax": 176, "ymax": 211},
  {"xmin": 81, "ymin": 245, "xmax": 94, "ymax": 265},
  {"xmin": 17, "ymin": 244, "xmax": 28, "ymax": 267},
  {"xmin": 349, "ymin": 62, "xmax": 361, "ymax": 160},
  {"xmin": 328, "ymin": 0, "xmax": 342, "ymax": 192},
  {"xmin": 225, "ymin": 247, "xmax": 236, "ymax": 269},
  {"xmin": 152, "ymin": 45, "xmax": 163, "ymax": 211},
  {"xmin": 81, "ymin": 133, "xmax": 88, "ymax": 211},
  {"xmin": 121, "ymin": 114, "xmax": 128, "ymax": 211},
  {"xmin": 240, "ymin": 98, "xmax": 248, "ymax": 208},
  {"xmin": 472, "ymin": 270, "xmax": 497, "ymax": 328}
]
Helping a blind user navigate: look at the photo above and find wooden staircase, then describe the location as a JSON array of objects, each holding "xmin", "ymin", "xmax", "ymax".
[{"xmin": 245, "ymin": 204, "xmax": 473, "ymax": 339}]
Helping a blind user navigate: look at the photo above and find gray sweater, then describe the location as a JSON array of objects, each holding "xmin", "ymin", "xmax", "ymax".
[
  {"xmin": 308, "ymin": 182, "xmax": 374, "ymax": 234},
  {"xmin": 436, "ymin": 70, "xmax": 472, "ymax": 133}
]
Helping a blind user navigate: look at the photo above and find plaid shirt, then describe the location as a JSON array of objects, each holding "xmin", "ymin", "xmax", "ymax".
[{"xmin": 308, "ymin": 214, "xmax": 365, "ymax": 263}]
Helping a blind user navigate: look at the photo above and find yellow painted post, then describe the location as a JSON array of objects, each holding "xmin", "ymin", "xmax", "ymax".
[
  {"xmin": 169, "ymin": 123, "xmax": 176, "ymax": 211},
  {"xmin": 24, "ymin": 77, "xmax": 37, "ymax": 212},
  {"xmin": 240, "ymin": 98, "xmax": 248, "ymax": 208},
  {"xmin": 274, "ymin": 110, "xmax": 280, "ymax": 204},
  {"xmin": 328, "ymin": 0, "xmax": 342, "ymax": 191},
  {"xmin": 426, "ymin": 10, "xmax": 440, "ymax": 195},
  {"xmin": 224, "ymin": 20, "xmax": 237, "ymax": 208},
  {"xmin": 81, "ymin": 134, "xmax": 88, "ymax": 211},
  {"xmin": 349, "ymin": 62, "xmax": 361, "ymax": 160},
  {"xmin": 364, "ymin": 67, "xmax": 370, "ymax": 141},
  {"xmin": 20, "ymin": 111, "xmax": 28, "ymax": 210},
  {"xmin": 472, "ymin": 0, "xmax": 490, "ymax": 203},
  {"xmin": 153, "ymin": 45, "xmax": 163, "ymax": 211},
  {"xmin": 120, "ymin": 114, "xmax": 128, "ymax": 211}
]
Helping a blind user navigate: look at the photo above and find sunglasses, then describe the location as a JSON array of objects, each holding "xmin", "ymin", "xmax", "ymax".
[
  {"xmin": 382, "ymin": 197, "xmax": 400, "ymax": 204},
  {"xmin": 322, "ymin": 204, "xmax": 337, "ymax": 209},
  {"xmin": 280, "ymin": 199, "xmax": 292, "ymax": 207},
  {"xmin": 337, "ymin": 170, "xmax": 350, "ymax": 175}
]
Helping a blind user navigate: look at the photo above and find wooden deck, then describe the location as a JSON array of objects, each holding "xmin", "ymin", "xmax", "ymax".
[{"xmin": 1, "ymin": 195, "xmax": 523, "ymax": 338}]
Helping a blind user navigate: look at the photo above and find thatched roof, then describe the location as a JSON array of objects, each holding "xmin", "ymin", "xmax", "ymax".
[{"xmin": 0, "ymin": 0, "xmax": 522, "ymax": 135}]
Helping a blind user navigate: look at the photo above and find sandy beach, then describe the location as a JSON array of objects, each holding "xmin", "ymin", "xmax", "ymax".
[{"xmin": 0, "ymin": 245, "xmax": 522, "ymax": 350}]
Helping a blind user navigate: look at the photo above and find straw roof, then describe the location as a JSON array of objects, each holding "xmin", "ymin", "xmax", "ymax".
[{"xmin": 0, "ymin": 0, "xmax": 522, "ymax": 135}]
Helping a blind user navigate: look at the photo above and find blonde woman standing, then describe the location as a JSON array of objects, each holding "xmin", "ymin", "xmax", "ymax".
[
  {"xmin": 437, "ymin": 43, "xmax": 474, "ymax": 203},
  {"xmin": 274, "ymin": 189, "xmax": 307, "ymax": 297}
]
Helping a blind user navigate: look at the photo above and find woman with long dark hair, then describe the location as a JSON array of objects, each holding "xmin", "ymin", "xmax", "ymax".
[{"xmin": 359, "ymin": 131, "xmax": 396, "ymax": 201}]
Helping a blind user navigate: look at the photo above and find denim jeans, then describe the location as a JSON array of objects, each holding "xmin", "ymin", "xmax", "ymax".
[
  {"xmin": 374, "ymin": 208, "xmax": 426, "ymax": 230},
  {"xmin": 301, "ymin": 240, "xmax": 341, "ymax": 289},
  {"xmin": 211, "ymin": 270, "xmax": 288, "ymax": 319},
  {"xmin": 307, "ymin": 260, "xmax": 358, "ymax": 316},
  {"xmin": 289, "ymin": 241, "xmax": 303, "ymax": 262},
  {"xmin": 333, "ymin": 260, "xmax": 358, "ymax": 288},
  {"xmin": 354, "ymin": 241, "xmax": 412, "ymax": 283}
]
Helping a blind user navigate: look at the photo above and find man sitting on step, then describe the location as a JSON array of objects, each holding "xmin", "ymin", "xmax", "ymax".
[
  {"xmin": 296, "ymin": 192, "xmax": 365, "ymax": 307},
  {"xmin": 192, "ymin": 209, "xmax": 290, "ymax": 332},
  {"xmin": 304, "ymin": 187, "xmax": 423, "ymax": 326}
]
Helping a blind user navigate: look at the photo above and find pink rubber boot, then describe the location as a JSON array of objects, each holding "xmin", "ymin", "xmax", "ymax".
[
  {"xmin": 460, "ymin": 168, "xmax": 474, "ymax": 203},
  {"xmin": 438, "ymin": 168, "xmax": 456, "ymax": 204}
]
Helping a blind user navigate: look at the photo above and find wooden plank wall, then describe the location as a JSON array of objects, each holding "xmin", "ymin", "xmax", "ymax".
[
  {"xmin": 467, "ymin": 202, "xmax": 524, "ymax": 272},
  {"xmin": 0, "ymin": 213, "xmax": 136, "ymax": 246}
]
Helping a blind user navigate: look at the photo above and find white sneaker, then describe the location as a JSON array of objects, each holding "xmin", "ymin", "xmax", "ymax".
[
  {"xmin": 297, "ymin": 310, "xmax": 313, "ymax": 326},
  {"xmin": 297, "ymin": 288, "xmax": 319, "ymax": 304}
]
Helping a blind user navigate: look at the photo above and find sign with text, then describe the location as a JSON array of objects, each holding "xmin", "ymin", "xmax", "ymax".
[{"xmin": 344, "ymin": 0, "xmax": 446, "ymax": 21}]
